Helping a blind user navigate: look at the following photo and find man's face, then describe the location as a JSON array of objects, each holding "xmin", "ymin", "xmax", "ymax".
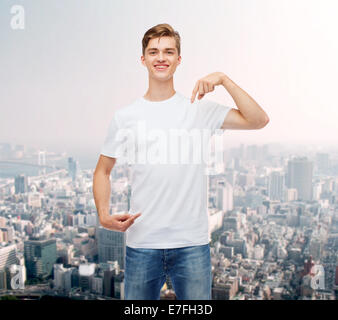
[{"xmin": 141, "ymin": 36, "xmax": 181, "ymax": 81}]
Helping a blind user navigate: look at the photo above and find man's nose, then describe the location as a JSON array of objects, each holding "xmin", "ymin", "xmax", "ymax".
[{"xmin": 158, "ymin": 51, "xmax": 164, "ymax": 61}]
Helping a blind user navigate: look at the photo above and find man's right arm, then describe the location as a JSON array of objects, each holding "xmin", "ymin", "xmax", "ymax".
[
  {"xmin": 93, "ymin": 155, "xmax": 141, "ymax": 232},
  {"xmin": 93, "ymin": 155, "xmax": 116, "ymax": 222}
]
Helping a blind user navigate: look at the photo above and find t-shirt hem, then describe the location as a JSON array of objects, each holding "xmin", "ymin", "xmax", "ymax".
[{"xmin": 126, "ymin": 239, "xmax": 210, "ymax": 249}]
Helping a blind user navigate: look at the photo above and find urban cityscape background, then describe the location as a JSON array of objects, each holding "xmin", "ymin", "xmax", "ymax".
[
  {"xmin": 0, "ymin": 141, "xmax": 337, "ymax": 300},
  {"xmin": 1, "ymin": 0, "xmax": 338, "ymax": 301}
]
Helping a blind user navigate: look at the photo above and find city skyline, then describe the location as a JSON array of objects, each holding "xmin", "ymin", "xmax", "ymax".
[
  {"xmin": 1, "ymin": 135, "xmax": 337, "ymax": 300},
  {"xmin": 1, "ymin": 140, "xmax": 338, "ymax": 177}
]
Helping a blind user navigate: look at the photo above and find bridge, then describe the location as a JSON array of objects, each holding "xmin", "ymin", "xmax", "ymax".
[{"xmin": 0, "ymin": 160, "xmax": 65, "ymax": 170}]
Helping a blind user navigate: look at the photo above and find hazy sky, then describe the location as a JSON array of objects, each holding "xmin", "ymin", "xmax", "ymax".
[{"xmin": 1, "ymin": 0, "xmax": 338, "ymax": 158}]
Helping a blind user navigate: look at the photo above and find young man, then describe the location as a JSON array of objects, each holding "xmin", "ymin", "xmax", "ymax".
[{"xmin": 93, "ymin": 23, "xmax": 269, "ymax": 300}]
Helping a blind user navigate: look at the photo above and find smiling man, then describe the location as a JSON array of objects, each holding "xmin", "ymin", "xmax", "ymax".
[{"xmin": 93, "ymin": 23, "xmax": 269, "ymax": 300}]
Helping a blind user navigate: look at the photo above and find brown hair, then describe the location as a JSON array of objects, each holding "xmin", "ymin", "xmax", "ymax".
[{"xmin": 142, "ymin": 23, "xmax": 181, "ymax": 56}]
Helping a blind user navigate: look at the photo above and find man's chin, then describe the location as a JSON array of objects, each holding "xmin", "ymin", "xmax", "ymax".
[{"xmin": 150, "ymin": 73, "xmax": 173, "ymax": 81}]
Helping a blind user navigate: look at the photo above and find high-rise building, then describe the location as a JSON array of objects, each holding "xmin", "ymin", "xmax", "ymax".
[
  {"xmin": 53, "ymin": 264, "xmax": 73, "ymax": 292},
  {"xmin": 312, "ymin": 183, "xmax": 322, "ymax": 201},
  {"xmin": 223, "ymin": 216, "xmax": 239, "ymax": 232},
  {"xmin": 8, "ymin": 264, "xmax": 26, "ymax": 290},
  {"xmin": 253, "ymin": 244, "xmax": 265, "ymax": 260},
  {"xmin": 284, "ymin": 188, "xmax": 298, "ymax": 202},
  {"xmin": 268, "ymin": 171, "xmax": 285, "ymax": 201},
  {"xmin": 0, "ymin": 227, "xmax": 14, "ymax": 243},
  {"xmin": 216, "ymin": 180, "xmax": 233, "ymax": 212},
  {"xmin": 79, "ymin": 263, "xmax": 95, "ymax": 292},
  {"xmin": 286, "ymin": 157, "xmax": 313, "ymax": 201},
  {"xmin": 97, "ymin": 226, "xmax": 125, "ymax": 269},
  {"xmin": 0, "ymin": 244, "xmax": 19, "ymax": 289},
  {"xmin": 103, "ymin": 269, "xmax": 115, "ymax": 298},
  {"xmin": 114, "ymin": 271, "xmax": 124, "ymax": 299},
  {"xmin": 309, "ymin": 239, "xmax": 322, "ymax": 261},
  {"xmin": 216, "ymin": 181, "xmax": 225, "ymax": 210},
  {"xmin": 15, "ymin": 174, "xmax": 28, "ymax": 194},
  {"xmin": 68, "ymin": 157, "xmax": 79, "ymax": 181},
  {"xmin": 0, "ymin": 217, "xmax": 7, "ymax": 228},
  {"xmin": 24, "ymin": 238, "xmax": 57, "ymax": 279},
  {"xmin": 0, "ymin": 269, "xmax": 6, "ymax": 289},
  {"xmin": 71, "ymin": 268, "xmax": 79, "ymax": 287},
  {"xmin": 0, "ymin": 244, "xmax": 17, "ymax": 271},
  {"xmin": 92, "ymin": 276, "xmax": 103, "ymax": 295},
  {"xmin": 219, "ymin": 246, "xmax": 234, "ymax": 259},
  {"xmin": 54, "ymin": 264, "xmax": 65, "ymax": 290}
]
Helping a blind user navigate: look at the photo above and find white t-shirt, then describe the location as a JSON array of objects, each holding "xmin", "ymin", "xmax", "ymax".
[{"xmin": 100, "ymin": 91, "xmax": 231, "ymax": 248}]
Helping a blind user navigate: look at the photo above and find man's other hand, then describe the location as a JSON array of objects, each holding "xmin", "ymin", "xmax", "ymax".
[{"xmin": 100, "ymin": 213, "xmax": 142, "ymax": 232}]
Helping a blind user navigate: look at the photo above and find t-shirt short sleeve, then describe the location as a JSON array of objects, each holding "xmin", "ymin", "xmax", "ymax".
[
  {"xmin": 199, "ymin": 99, "xmax": 232, "ymax": 134},
  {"xmin": 100, "ymin": 112, "xmax": 125, "ymax": 159}
]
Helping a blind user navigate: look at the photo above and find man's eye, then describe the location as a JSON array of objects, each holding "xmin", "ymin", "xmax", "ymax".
[{"xmin": 149, "ymin": 52, "xmax": 173, "ymax": 54}]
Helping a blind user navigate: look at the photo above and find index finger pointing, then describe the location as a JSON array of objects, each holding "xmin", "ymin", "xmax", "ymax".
[
  {"xmin": 123, "ymin": 216, "xmax": 137, "ymax": 229},
  {"xmin": 132, "ymin": 213, "xmax": 142, "ymax": 220},
  {"xmin": 191, "ymin": 81, "xmax": 199, "ymax": 103}
]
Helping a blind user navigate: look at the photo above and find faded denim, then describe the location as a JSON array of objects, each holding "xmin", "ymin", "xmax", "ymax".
[{"xmin": 124, "ymin": 243, "xmax": 212, "ymax": 300}]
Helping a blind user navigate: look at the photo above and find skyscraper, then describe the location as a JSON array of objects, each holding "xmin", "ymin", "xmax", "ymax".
[
  {"xmin": 97, "ymin": 227, "xmax": 125, "ymax": 269},
  {"xmin": 268, "ymin": 171, "xmax": 285, "ymax": 201},
  {"xmin": 24, "ymin": 238, "xmax": 57, "ymax": 279},
  {"xmin": 14, "ymin": 174, "xmax": 28, "ymax": 194},
  {"xmin": 216, "ymin": 180, "xmax": 233, "ymax": 212},
  {"xmin": 68, "ymin": 157, "xmax": 79, "ymax": 181},
  {"xmin": 0, "ymin": 244, "xmax": 17, "ymax": 271},
  {"xmin": 286, "ymin": 157, "xmax": 313, "ymax": 201}
]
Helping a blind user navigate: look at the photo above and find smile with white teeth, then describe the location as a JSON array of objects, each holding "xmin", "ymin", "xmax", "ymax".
[{"xmin": 155, "ymin": 65, "xmax": 169, "ymax": 70}]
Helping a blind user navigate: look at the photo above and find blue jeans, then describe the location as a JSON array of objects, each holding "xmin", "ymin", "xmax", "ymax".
[{"xmin": 124, "ymin": 243, "xmax": 212, "ymax": 300}]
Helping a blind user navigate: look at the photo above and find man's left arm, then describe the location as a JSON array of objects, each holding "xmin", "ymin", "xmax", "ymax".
[{"xmin": 191, "ymin": 72, "xmax": 270, "ymax": 130}]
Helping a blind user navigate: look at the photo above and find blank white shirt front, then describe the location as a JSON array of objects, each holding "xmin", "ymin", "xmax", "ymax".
[{"xmin": 100, "ymin": 91, "xmax": 231, "ymax": 248}]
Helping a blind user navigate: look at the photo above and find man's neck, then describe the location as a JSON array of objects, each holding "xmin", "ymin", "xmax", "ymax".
[{"xmin": 143, "ymin": 79, "xmax": 176, "ymax": 102}]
